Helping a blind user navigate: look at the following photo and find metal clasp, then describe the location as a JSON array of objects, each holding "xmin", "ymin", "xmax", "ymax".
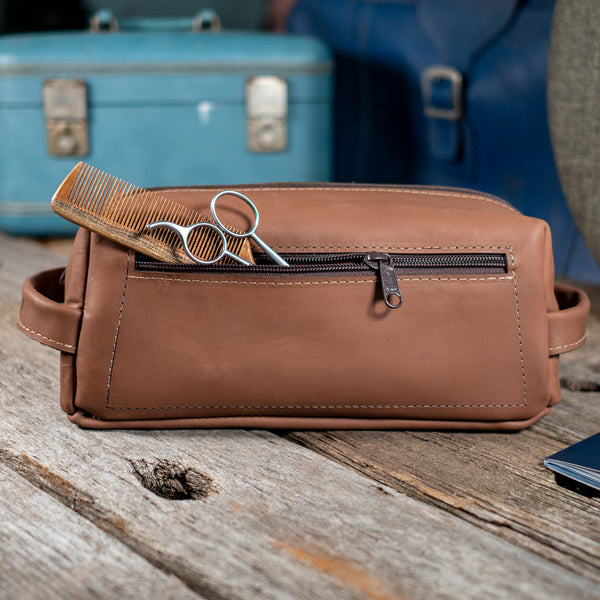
[
  {"xmin": 43, "ymin": 80, "xmax": 89, "ymax": 157},
  {"xmin": 89, "ymin": 9, "xmax": 119, "ymax": 32},
  {"xmin": 246, "ymin": 76, "xmax": 288, "ymax": 153},
  {"xmin": 421, "ymin": 66, "xmax": 464, "ymax": 120},
  {"xmin": 191, "ymin": 9, "xmax": 222, "ymax": 31}
]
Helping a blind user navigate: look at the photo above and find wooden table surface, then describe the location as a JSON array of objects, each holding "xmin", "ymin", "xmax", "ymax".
[{"xmin": 1, "ymin": 233, "xmax": 599, "ymax": 600}]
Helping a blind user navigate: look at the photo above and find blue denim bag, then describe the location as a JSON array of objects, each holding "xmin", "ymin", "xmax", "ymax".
[{"xmin": 288, "ymin": 0, "xmax": 600, "ymax": 282}]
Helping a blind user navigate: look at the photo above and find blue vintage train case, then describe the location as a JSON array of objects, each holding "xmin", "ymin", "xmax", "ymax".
[{"xmin": 0, "ymin": 16, "xmax": 332, "ymax": 235}]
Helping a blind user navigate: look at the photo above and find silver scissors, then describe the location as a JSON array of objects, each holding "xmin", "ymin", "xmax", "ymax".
[{"xmin": 146, "ymin": 190, "xmax": 289, "ymax": 267}]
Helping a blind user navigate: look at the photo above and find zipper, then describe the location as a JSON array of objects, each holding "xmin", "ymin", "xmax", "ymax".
[
  {"xmin": 136, "ymin": 251, "xmax": 507, "ymax": 310},
  {"xmin": 363, "ymin": 252, "xmax": 403, "ymax": 308}
]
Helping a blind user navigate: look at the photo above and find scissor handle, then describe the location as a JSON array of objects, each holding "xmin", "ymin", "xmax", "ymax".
[
  {"xmin": 210, "ymin": 190, "xmax": 289, "ymax": 267},
  {"xmin": 210, "ymin": 190, "xmax": 259, "ymax": 238},
  {"xmin": 146, "ymin": 221, "xmax": 251, "ymax": 266}
]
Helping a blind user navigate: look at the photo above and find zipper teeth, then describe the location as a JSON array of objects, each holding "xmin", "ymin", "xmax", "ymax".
[{"xmin": 135, "ymin": 252, "xmax": 507, "ymax": 273}]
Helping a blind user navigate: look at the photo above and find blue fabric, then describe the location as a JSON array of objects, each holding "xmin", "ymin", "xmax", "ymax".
[
  {"xmin": 417, "ymin": 0, "xmax": 519, "ymax": 70},
  {"xmin": 288, "ymin": 0, "xmax": 600, "ymax": 283}
]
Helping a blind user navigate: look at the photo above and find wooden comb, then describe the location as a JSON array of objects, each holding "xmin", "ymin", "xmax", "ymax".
[{"xmin": 51, "ymin": 162, "xmax": 254, "ymax": 264}]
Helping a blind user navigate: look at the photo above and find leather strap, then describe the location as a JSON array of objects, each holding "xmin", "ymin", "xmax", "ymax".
[
  {"xmin": 18, "ymin": 268, "xmax": 589, "ymax": 358},
  {"xmin": 417, "ymin": 0, "xmax": 520, "ymax": 70},
  {"xmin": 417, "ymin": 0, "xmax": 521, "ymax": 163},
  {"xmin": 18, "ymin": 268, "xmax": 81, "ymax": 354},
  {"xmin": 548, "ymin": 284, "xmax": 590, "ymax": 356}
]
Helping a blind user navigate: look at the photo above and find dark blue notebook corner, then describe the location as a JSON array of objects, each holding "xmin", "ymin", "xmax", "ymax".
[{"xmin": 544, "ymin": 432, "xmax": 600, "ymax": 493}]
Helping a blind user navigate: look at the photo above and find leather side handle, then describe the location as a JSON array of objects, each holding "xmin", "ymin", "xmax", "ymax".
[
  {"xmin": 548, "ymin": 284, "xmax": 590, "ymax": 356},
  {"xmin": 18, "ymin": 268, "xmax": 81, "ymax": 354}
]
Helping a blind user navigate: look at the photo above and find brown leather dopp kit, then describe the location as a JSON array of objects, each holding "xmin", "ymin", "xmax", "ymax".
[{"xmin": 19, "ymin": 184, "xmax": 590, "ymax": 430}]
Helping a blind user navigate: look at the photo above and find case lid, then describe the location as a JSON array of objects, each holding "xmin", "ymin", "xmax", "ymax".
[{"xmin": 0, "ymin": 31, "xmax": 332, "ymax": 104}]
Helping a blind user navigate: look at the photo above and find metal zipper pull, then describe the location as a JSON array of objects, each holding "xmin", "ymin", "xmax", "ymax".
[{"xmin": 363, "ymin": 252, "xmax": 403, "ymax": 309}]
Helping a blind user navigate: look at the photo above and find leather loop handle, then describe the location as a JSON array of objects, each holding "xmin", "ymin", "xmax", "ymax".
[
  {"xmin": 18, "ymin": 268, "xmax": 81, "ymax": 354},
  {"xmin": 548, "ymin": 284, "xmax": 590, "ymax": 356}
]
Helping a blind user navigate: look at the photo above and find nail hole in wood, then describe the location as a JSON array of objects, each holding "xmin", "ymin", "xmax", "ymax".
[
  {"xmin": 374, "ymin": 485, "xmax": 392, "ymax": 496},
  {"xmin": 128, "ymin": 458, "xmax": 217, "ymax": 501}
]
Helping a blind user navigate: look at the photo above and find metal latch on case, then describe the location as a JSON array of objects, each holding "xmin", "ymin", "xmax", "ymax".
[
  {"xmin": 43, "ymin": 80, "xmax": 89, "ymax": 157},
  {"xmin": 246, "ymin": 76, "xmax": 287, "ymax": 152}
]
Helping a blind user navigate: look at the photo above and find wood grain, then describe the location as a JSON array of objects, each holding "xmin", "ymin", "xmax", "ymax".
[
  {"xmin": 285, "ymin": 281, "xmax": 600, "ymax": 583},
  {"xmin": 32, "ymin": 236, "xmax": 75, "ymax": 258},
  {"xmin": 1, "ymin": 232, "xmax": 599, "ymax": 599},
  {"xmin": 286, "ymin": 399, "xmax": 600, "ymax": 584},
  {"xmin": 0, "ymin": 463, "xmax": 205, "ymax": 600}
]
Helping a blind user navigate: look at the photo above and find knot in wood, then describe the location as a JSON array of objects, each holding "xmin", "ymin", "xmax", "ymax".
[{"xmin": 128, "ymin": 458, "xmax": 217, "ymax": 501}]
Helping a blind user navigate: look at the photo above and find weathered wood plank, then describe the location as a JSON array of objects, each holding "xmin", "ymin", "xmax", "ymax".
[
  {"xmin": 285, "ymin": 281, "xmax": 600, "ymax": 584},
  {"xmin": 31, "ymin": 236, "xmax": 75, "ymax": 258},
  {"xmin": 286, "ymin": 396, "xmax": 600, "ymax": 584},
  {"xmin": 0, "ymin": 463, "xmax": 205, "ymax": 600},
  {"xmin": 1, "ymin": 232, "xmax": 599, "ymax": 600}
]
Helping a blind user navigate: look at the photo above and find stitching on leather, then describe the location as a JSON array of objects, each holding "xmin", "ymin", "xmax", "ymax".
[
  {"xmin": 128, "ymin": 275, "xmax": 514, "ymax": 285},
  {"xmin": 105, "ymin": 402, "xmax": 531, "ymax": 410},
  {"xmin": 17, "ymin": 319, "xmax": 76, "ymax": 350},
  {"xmin": 108, "ymin": 246, "xmax": 526, "ymax": 411},
  {"xmin": 106, "ymin": 251, "xmax": 130, "ymax": 406},
  {"xmin": 509, "ymin": 247, "xmax": 527, "ymax": 406},
  {"xmin": 129, "ymin": 277, "xmax": 374, "ymax": 286},
  {"xmin": 275, "ymin": 245, "xmax": 510, "ymax": 251},
  {"xmin": 548, "ymin": 333, "xmax": 586, "ymax": 352},
  {"xmin": 164, "ymin": 187, "xmax": 519, "ymax": 212}
]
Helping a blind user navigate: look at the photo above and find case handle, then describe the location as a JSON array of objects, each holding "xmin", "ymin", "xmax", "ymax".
[
  {"xmin": 18, "ymin": 268, "xmax": 81, "ymax": 354},
  {"xmin": 89, "ymin": 9, "xmax": 221, "ymax": 33},
  {"xmin": 548, "ymin": 284, "xmax": 590, "ymax": 356}
]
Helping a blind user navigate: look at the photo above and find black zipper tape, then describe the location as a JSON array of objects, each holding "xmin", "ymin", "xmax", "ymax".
[{"xmin": 135, "ymin": 251, "xmax": 507, "ymax": 274}]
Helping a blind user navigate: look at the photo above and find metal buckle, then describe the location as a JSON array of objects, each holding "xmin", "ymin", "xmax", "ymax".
[{"xmin": 421, "ymin": 66, "xmax": 464, "ymax": 120}]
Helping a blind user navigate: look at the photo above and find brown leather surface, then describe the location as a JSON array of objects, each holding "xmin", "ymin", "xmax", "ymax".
[
  {"xmin": 18, "ymin": 268, "xmax": 80, "ymax": 354},
  {"xmin": 59, "ymin": 228, "xmax": 91, "ymax": 414},
  {"xmin": 67, "ymin": 407, "xmax": 552, "ymax": 430},
  {"xmin": 18, "ymin": 184, "xmax": 591, "ymax": 429},
  {"xmin": 548, "ymin": 284, "xmax": 590, "ymax": 355}
]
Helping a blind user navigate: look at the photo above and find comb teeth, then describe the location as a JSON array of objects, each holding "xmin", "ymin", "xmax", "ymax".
[{"xmin": 51, "ymin": 162, "xmax": 254, "ymax": 264}]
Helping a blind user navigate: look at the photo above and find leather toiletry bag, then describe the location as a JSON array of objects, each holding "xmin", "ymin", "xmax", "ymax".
[{"xmin": 19, "ymin": 184, "xmax": 589, "ymax": 430}]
